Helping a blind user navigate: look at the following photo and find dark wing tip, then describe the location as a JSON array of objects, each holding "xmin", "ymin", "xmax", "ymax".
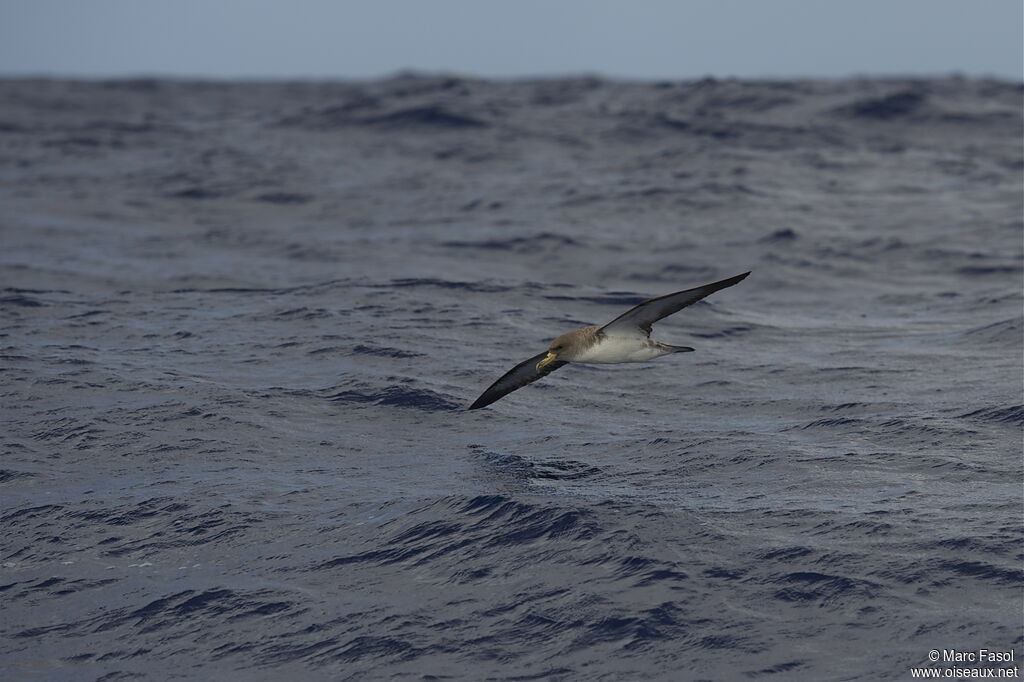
[
  {"xmin": 467, "ymin": 396, "xmax": 490, "ymax": 410},
  {"xmin": 700, "ymin": 270, "xmax": 751, "ymax": 295}
]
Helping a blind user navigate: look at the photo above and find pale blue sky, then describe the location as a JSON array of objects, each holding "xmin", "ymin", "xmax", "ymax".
[{"xmin": 1, "ymin": 0, "xmax": 1020, "ymax": 80}]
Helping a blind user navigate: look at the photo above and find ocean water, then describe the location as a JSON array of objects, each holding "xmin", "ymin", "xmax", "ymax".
[{"xmin": 1, "ymin": 75, "xmax": 1022, "ymax": 681}]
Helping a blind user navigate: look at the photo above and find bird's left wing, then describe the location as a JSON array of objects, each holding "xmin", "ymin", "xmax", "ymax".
[
  {"xmin": 600, "ymin": 271, "xmax": 750, "ymax": 336},
  {"xmin": 469, "ymin": 351, "xmax": 568, "ymax": 410}
]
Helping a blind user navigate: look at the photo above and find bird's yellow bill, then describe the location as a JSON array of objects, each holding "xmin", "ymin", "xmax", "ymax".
[{"xmin": 536, "ymin": 352, "xmax": 557, "ymax": 370}]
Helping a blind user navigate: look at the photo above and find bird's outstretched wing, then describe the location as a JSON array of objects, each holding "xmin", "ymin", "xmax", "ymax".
[
  {"xmin": 599, "ymin": 271, "xmax": 750, "ymax": 336},
  {"xmin": 469, "ymin": 351, "xmax": 568, "ymax": 410}
]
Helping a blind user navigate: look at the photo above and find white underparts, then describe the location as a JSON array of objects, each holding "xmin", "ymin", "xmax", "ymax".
[{"xmin": 573, "ymin": 335, "xmax": 674, "ymax": 364}]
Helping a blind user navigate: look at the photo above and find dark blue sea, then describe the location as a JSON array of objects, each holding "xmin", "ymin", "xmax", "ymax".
[{"xmin": 2, "ymin": 76, "xmax": 1022, "ymax": 681}]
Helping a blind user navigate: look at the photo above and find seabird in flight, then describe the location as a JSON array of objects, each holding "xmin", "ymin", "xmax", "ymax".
[{"xmin": 468, "ymin": 271, "xmax": 750, "ymax": 410}]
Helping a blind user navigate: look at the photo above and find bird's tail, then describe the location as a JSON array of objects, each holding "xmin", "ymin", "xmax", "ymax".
[{"xmin": 661, "ymin": 344, "xmax": 695, "ymax": 353}]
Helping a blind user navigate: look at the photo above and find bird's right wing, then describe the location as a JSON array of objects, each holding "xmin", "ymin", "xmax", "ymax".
[
  {"xmin": 599, "ymin": 271, "xmax": 750, "ymax": 336},
  {"xmin": 469, "ymin": 351, "xmax": 568, "ymax": 410}
]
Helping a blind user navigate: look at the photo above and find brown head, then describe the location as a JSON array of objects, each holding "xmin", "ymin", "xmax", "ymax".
[{"xmin": 535, "ymin": 327, "xmax": 597, "ymax": 369}]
